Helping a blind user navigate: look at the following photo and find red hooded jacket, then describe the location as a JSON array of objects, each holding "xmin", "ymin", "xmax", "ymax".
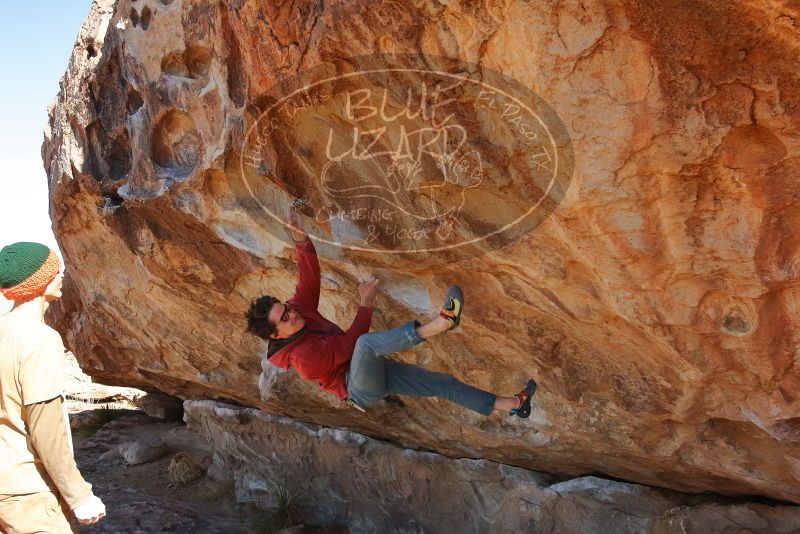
[{"xmin": 266, "ymin": 239, "xmax": 373, "ymax": 401}]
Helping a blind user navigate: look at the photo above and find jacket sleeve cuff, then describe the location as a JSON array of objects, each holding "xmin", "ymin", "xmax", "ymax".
[{"xmin": 67, "ymin": 486, "xmax": 95, "ymax": 510}]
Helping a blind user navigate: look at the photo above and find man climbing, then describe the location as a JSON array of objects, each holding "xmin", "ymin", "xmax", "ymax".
[
  {"xmin": 245, "ymin": 205, "xmax": 536, "ymax": 418},
  {"xmin": 0, "ymin": 242, "xmax": 106, "ymax": 533}
]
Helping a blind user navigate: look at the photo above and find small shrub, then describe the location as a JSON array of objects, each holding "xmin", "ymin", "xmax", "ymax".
[
  {"xmin": 72, "ymin": 405, "xmax": 133, "ymax": 442},
  {"xmin": 167, "ymin": 453, "xmax": 204, "ymax": 487},
  {"xmin": 249, "ymin": 479, "xmax": 306, "ymax": 534},
  {"xmin": 90, "ymin": 406, "xmax": 131, "ymax": 425}
]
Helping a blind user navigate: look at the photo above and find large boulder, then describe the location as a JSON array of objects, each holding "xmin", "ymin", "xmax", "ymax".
[
  {"xmin": 185, "ymin": 400, "xmax": 800, "ymax": 533},
  {"xmin": 44, "ymin": 0, "xmax": 800, "ymax": 502}
]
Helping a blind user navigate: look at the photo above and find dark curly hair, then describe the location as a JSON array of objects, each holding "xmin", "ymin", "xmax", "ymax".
[{"xmin": 245, "ymin": 295, "xmax": 281, "ymax": 340}]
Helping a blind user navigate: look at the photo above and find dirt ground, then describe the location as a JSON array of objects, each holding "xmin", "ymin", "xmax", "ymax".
[
  {"xmin": 70, "ymin": 408, "xmax": 349, "ymax": 534},
  {"xmin": 63, "ymin": 352, "xmax": 345, "ymax": 534},
  {"xmin": 72, "ymin": 411, "xmax": 251, "ymax": 533}
]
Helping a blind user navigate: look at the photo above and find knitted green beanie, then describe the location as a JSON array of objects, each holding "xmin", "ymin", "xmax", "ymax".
[{"xmin": 0, "ymin": 242, "xmax": 61, "ymax": 301}]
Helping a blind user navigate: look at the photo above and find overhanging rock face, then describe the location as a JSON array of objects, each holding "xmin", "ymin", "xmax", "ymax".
[
  {"xmin": 45, "ymin": 0, "xmax": 800, "ymax": 502},
  {"xmin": 185, "ymin": 400, "xmax": 800, "ymax": 533}
]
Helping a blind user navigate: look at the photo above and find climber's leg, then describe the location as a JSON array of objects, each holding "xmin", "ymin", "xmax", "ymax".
[
  {"xmin": 385, "ymin": 366, "xmax": 535, "ymax": 416},
  {"xmin": 383, "ymin": 360, "xmax": 497, "ymax": 415},
  {"xmin": 346, "ymin": 320, "xmax": 425, "ymax": 408},
  {"xmin": 347, "ymin": 285, "xmax": 490, "ymax": 412},
  {"xmin": 346, "ymin": 322, "xmax": 531, "ymax": 416},
  {"xmin": 345, "ymin": 292, "xmax": 465, "ymax": 410}
]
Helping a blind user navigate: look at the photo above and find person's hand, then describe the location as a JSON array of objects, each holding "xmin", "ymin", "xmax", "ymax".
[
  {"xmin": 286, "ymin": 205, "xmax": 307, "ymax": 242},
  {"xmin": 72, "ymin": 495, "xmax": 106, "ymax": 525},
  {"xmin": 358, "ymin": 278, "xmax": 380, "ymax": 307}
]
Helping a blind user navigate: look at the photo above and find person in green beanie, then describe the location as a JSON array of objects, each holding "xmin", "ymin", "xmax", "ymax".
[{"xmin": 0, "ymin": 242, "xmax": 106, "ymax": 533}]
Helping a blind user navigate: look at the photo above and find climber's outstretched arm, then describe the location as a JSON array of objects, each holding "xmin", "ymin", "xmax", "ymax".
[{"xmin": 288, "ymin": 206, "xmax": 320, "ymax": 310}]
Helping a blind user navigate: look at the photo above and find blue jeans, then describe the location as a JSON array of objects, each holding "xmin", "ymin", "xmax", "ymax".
[{"xmin": 345, "ymin": 321, "xmax": 497, "ymax": 416}]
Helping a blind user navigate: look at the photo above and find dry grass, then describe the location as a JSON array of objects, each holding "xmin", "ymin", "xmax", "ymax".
[
  {"xmin": 167, "ymin": 453, "xmax": 204, "ymax": 488},
  {"xmin": 248, "ymin": 479, "xmax": 306, "ymax": 534}
]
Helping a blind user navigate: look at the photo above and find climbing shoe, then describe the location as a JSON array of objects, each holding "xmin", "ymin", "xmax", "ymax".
[
  {"xmin": 439, "ymin": 285, "xmax": 464, "ymax": 331},
  {"xmin": 510, "ymin": 379, "xmax": 537, "ymax": 418}
]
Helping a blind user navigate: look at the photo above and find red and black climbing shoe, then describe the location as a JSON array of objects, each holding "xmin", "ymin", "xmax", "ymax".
[
  {"xmin": 440, "ymin": 285, "xmax": 464, "ymax": 331},
  {"xmin": 510, "ymin": 379, "xmax": 537, "ymax": 418}
]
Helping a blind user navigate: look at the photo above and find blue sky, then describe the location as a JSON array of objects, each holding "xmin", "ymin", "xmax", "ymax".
[{"xmin": 0, "ymin": 2, "xmax": 92, "ymax": 310}]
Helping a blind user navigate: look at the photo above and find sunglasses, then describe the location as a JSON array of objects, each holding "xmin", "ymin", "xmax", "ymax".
[{"xmin": 278, "ymin": 303, "xmax": 291, "ymax": 323}]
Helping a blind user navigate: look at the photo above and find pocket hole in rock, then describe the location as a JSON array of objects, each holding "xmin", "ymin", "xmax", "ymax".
[
  {"xmin": 87, "ymin": 122, "xmax": 132, "ymax": 182},
  {"xmin": 151, "ymin": 110, "xmax": 201, "ymax": 179},
  {"xmin": 140, "ymin": 6, "xmax": 152, "ymax": 30},
  {"xmin": 127, "ymin": 88, "xmax": 144, "ymax": 114},
  {"xmin": 161, "ymin": 51, "xmax": 188, "ymax": 77},
  {"xmin": 107, "ymin": 129, "xmax": 133, "ymax": 180},
  {"xmin": 161, "ymin": 45, "xmax": 211, "ymax": 79},
  {"xmin": 184, "ymin": 45, "xmax": 211, "ymax": 78}
]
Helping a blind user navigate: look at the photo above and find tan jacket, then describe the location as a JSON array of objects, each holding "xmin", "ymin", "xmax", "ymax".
[{"xmin": 0, "ymin": 313, "xmax": 91, "ymax": 507}]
